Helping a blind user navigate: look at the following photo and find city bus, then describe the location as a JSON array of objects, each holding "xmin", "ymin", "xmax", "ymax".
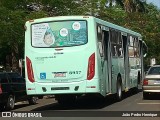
[{"xmin": 25, "ymin": 16, "xmax": 147, "ymax": 103}]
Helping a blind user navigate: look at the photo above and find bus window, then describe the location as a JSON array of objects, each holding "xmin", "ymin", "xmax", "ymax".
[
  {"xmin": 110, "ymin": 29, "xmax": 118, "ymax": 57},
  {"xmin": 32, "ymin": 21, "xmax": 88, "ymax": 47},
  {"xmin": 97, "ymin": 24, "xmax": 103, "ymax": 57},
  {"xmin": 129, "ymin": 36, "xmax": 134, "ymax": 57},
  {"xmin": 117, "ymin": 32, "xmax": 123, "ymax": 57},
  {"xmin": 134, "ymin": 38, "xmax": 139, "ymax": 57}
]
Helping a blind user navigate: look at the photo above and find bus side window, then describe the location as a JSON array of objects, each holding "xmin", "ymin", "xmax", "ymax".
[
  {"xmin": 111, "ymin": 45, "xmax": 116, "ymax": 56},
  {"xmin": 98, "ymin": 42, "xmax": 103, "ymax": 56},
  {"xmin": 117, "ymin": 32, "xmax": 123, "ymax": 57},
  {"xmin": 134, "ymin": 38, "xmax": 139, "ymax": 57},
  {"xmin": 97, "ymin": 24, "xmax": 104, "ymax": 57},
  {"xmin": 110, "ymin": 29, "xmax": 118, "ymax": 57},
  {"xmin": 129, "ymin": 36, "xmax": 134, "ymax": 57},
  {"xmin": 117, "ymin": 46, "xmax": 122, "ymax": 57}
]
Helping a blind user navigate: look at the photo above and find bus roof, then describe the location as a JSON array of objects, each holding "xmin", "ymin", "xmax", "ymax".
[
  {"xmin": 26, "ymin": 16, "xmax": 142, "ymax": 38},
  {"xmin": 94, "ymin": 17, "xmax": 142, "ymax": 38}
]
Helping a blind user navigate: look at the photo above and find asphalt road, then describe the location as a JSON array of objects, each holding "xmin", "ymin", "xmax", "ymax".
[{"xmin": 1, "ymin": 90, "xmax": 160, "ymax": 120}]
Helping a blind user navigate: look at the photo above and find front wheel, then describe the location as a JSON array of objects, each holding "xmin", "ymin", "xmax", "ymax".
[{"xmin": 5, "ymin": 95, "xmax": 15, "ymax": 110}]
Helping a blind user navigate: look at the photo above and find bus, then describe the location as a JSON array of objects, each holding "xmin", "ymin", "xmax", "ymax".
[{"xmin": 25, "ymin": 16, "xmax": 147, "ymax": 103}]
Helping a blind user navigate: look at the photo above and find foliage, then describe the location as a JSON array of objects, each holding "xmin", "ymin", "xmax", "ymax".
[{"xmin": 0, "ymin": 0, "xmax": 160, "ymax": 68}]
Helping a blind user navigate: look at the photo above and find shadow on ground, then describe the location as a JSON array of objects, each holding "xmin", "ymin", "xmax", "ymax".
[
  {"xmin": 143, "ymin": 94, "xmax": 160, "ymax": 100},
  {"xmin": 31, "ymin": 89, "xmax": 143, "ymax": 111}
]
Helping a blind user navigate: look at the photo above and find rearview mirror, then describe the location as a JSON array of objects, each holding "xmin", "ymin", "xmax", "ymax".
[{"xmin": 142, "ymin": 41, "xmax": 148, "ymax": 57}]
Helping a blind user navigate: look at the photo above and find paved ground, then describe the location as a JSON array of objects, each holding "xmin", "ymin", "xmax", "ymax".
[{"xmin": 1, "ymin": 91, "xmax": 159, "ymax": 120}]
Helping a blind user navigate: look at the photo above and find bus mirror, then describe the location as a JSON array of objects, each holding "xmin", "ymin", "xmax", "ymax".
[{"xmin": 142, "ymin": 41, "xmax": 147, "ymax": 58}]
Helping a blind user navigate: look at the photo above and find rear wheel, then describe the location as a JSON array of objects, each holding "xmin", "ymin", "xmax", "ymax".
[
  {"xmin": 5, "ymin": 95, "xmax": 15, "ymax": 110},
  {"xmin": 137, "ymin": 72, "xmax": 141, "ymax": 84},
  {"xmin": 116, "ymin": 77, "xmax": 122, "ymax": 101}
]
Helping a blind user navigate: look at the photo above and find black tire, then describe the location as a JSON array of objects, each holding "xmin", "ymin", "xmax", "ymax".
[
  {"xmin": 5, "ymin": 95, "xmax": 15, "ymax": 110},
  {"xmin": 28, "ymin": 96, "xmax": 38, "ymax": 105},
  {"xmin": 137, "ymin": 72, "xmax": 141, "ymax": 84},
  {"xmin": 116, "ymin": 77, "xmax": 122, "ymax": 101},
  {"xmin": 143, "ymin": 92, "xmax": 149, "ymax": 100}
]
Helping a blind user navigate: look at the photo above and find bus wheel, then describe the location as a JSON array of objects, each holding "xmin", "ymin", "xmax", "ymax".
[
  {"xmin": 5, "ymin": 95, "xmax": 15, "ymax": 110},
  {"xmin": 56, "ymin": 95, "xmax": 76, "ymax": 105},
  {"xmin": 137, "ymin": 72, "xmax": 141, "ymax": 84},
  {"xmin": 116, "ymin": 77, "xmax": 122, "ymax": 101}
]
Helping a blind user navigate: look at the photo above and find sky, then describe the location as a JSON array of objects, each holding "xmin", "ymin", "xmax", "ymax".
[{"xmin": 146, "ymin": 0, "xmax": 160, "ymax": 9}]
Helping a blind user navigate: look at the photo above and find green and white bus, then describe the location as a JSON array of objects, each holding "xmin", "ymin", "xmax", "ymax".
[{"xmin": 25, "ymin": 16, "xmax": 147, "ymax": 103}]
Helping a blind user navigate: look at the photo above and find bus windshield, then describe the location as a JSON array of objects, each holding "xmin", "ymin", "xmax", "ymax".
[{"xmin": 31, "ymin": 20, "xmax": 88, "ymax": 48}]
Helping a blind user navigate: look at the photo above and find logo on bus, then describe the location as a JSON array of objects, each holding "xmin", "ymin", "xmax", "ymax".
[{"xmin": 40, "ymin": 73, "xmax": 46, "ymax": 79}]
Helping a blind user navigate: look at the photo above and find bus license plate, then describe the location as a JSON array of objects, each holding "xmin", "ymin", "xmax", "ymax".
[{"xmin": 53, "ymin": 72, "xmax": 66, "ymax": 78}]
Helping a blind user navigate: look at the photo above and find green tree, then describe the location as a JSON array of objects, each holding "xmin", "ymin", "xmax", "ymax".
[
  {"xmin": 0, "ymin": 0, "xmax": 159, "ymax": 69},
  {"xmin": 106, "ymin": 0, "xmax": 146, "ymax": 13},
  {"xmin": 0, "ymin": 0, "xmax": 47, "ymax": 71}
]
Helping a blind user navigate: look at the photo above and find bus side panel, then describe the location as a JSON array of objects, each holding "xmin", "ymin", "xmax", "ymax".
[
  {"xmin": 111, "ymin": 58, "xmax": 119, "ymax": 94},
  {"xmin": 119, "ymin": 58, "xmax": 125, "ymax": 91},
  {"xmin": 85, "ymin": 18, "xmax": 101, "ymax": 94},
  {"xmin": 25, "ymin": 21, "xmax": 36, "ymax": 95}
]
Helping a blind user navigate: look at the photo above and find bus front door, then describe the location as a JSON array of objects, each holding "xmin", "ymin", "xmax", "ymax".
[
  {"xmin": 102, "ymin": 30, "xmax": 111, "ymax": 94},
  {"xmin": 122, "ymin": 35, "xmax": 129, "ymax": 90}
]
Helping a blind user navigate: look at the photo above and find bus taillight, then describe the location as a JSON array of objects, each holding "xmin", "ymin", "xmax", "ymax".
[
  {"xmin": 26, "ymin": 56, "xmax": 35, "ymax": 83},
  {"xmin": 87, "ymin": 53, "xmax": 95, "ymax": 80},
  {"xmin": 143, "ymin": 79, "xmax": 148, "ymax": 85}
]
